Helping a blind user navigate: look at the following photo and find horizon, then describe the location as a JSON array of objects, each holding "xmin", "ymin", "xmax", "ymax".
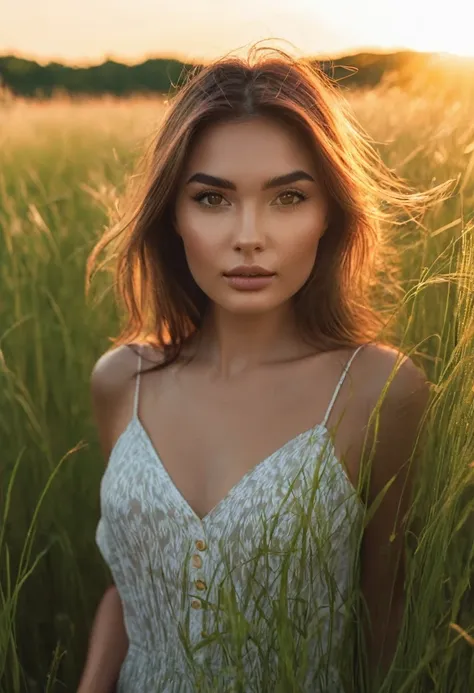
[
  {"xmin": 1, "ymin": 0, "xmax": 474, "ymax": 68},
  {"xmin": 1, "ymin": 45, "xmax": 454, "ymax": 70}
]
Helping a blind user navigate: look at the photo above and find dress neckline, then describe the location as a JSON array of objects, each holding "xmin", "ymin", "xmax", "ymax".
[{"xmin": 109, "ymin": 415, "xmax": 364, "ymax": 526}]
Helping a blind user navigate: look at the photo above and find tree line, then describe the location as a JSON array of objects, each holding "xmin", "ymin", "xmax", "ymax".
[{"xmin": 0, "ymin": 50, "xmax": 472, "ymax": 98}]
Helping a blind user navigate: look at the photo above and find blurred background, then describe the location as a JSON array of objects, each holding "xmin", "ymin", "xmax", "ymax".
[
  {"xmin": 1, "ymin": 0, "xmax": 474, "ymax": 96},
  {"xmin": 1, "ymin": 2, "xmax": 474, "ymax": 693}
]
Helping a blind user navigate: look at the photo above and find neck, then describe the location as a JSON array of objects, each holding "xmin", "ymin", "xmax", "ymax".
[{"xmin": 191, "ymin": 302, "xmax": 312, "ymax": 379}]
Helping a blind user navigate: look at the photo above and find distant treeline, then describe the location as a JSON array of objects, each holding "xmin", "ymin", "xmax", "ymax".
[{"xmin": 1, "ymin": 50, "xmax": 473, "ymax": 98}]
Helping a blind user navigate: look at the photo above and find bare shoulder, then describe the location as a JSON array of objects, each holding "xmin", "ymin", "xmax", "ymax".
[
  {"xmin": 91, "ymin": 343, "xmax": 165, "ymax": 396},
  {"xmin": 349, "ymin": 343, "xmax": 432, "ymax": 509},
  {"xmin": 356, "ymin": 343, "xmax": 432, "ymax": 474},
  {"xmin": 357, "ymin": 342, "xmax": 432, "ymax": 408},
  {"xmin": 90, "ymin": 343, "xmax": 165, "ymax": 462},
  {"xmin": 91, "ymin": 344, "xmax": 141, "ymax": 402}
]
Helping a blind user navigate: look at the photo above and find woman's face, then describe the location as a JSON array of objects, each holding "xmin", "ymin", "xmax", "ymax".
[{"xmin": 174, "ymin": 115, "xmax": 328, "ymax": 316}]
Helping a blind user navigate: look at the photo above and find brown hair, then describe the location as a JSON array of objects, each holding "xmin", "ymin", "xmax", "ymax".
[{"xmin": 85, "ymin": 44, "xmax": 448, "ymax": 373}]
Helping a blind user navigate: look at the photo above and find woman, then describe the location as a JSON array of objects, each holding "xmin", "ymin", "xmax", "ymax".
[{"xmin": 78, "ymin": 45, "xmax": 432, "ymax": 693}]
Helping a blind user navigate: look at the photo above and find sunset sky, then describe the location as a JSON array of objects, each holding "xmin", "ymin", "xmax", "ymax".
[{"xmin": 1, "ymin": 0, "xmax": 473, "ymax": 65}]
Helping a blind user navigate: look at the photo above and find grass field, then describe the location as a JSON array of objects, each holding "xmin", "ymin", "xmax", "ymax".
[{"xmin": 1, "ymin": 82, "xmax": 474, "ymax": 692}]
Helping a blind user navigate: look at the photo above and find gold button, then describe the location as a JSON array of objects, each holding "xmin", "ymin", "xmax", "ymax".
[
  {"xmin": 191, "ymin": 554, "xmax": 202, "ymax": 569},
  {"xmin": 195, "ymin": 539, "xmax": 207, "ymax": 551},
  {"xmin": 195, "ymin": 579, "xmax": 206, "ymax": 591},
  {"xmin": 191, "ymin": 598, "xmax": 202, "ymax": 609}
]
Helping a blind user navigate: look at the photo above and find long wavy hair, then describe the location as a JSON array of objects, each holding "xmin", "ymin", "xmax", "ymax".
[{"xmin": 85, "ymin": 44, "xmax": 446, "ymax": 374}]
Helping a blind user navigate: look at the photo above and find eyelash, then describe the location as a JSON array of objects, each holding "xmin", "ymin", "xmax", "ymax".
[{"xmin": 191, "ymin": 189, "xmax": 309, "ymax": 208}]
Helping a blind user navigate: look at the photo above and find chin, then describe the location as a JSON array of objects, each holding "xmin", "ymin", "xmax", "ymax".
[
  {"xmin": 216, "ymin": 294, "xmax": 284, "ymax": 315},
  {"xmin": 227, "ymin": 305, "xmax": 275, "ymax": 316}
]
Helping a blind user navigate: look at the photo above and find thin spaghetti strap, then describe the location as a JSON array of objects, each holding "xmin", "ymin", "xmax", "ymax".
[
  {"xmin": 321, "ymin": 344, "xmax": 367, "ymax": 428},
  {"xmin": 133, "ymin": 345, "xmax": 142, "ymax": 420}
]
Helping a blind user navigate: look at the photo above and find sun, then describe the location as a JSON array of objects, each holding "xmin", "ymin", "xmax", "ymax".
[{"xmin": 406, "ymin": 21, "xmax": 474, "ymax": 59}]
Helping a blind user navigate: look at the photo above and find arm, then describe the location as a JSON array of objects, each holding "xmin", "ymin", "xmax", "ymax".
[
  {"xmin": 78, "ymin": 346, "xmax": 138, "ymax": 692},
  {"xmin": 359, "ymin": 352, "xmax": 431, "ymax": 689},
  {"xmin": 77, "ymin": 585, "xmax": 129, "ymax": 693}
]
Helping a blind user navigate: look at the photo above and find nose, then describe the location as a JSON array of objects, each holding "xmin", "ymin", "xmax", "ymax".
[{"xmin": 232, "ymin": 205, "xmax": 265, "ymax": 252}]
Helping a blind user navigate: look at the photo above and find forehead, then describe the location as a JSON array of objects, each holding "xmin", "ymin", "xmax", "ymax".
[{"xmin": 183, "ymin": 116, "xmax": 317, "ymax": 179}]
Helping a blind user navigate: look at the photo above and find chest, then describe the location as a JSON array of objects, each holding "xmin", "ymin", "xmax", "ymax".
[{"xmin": 133, "ymin": 363, "xmax": 359, "ymax": 521}]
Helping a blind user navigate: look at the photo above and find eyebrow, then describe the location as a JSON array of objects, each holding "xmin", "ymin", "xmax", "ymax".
[{"xmin": 186, "ymin": 169, "xmax": 315, "ymax": 190}]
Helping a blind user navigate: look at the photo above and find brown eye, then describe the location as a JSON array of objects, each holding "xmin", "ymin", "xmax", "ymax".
[
  {"xmin": 279, "ymin": 193, "xmax": 296, "ymax": 205},
  {"xmin": 276, "ymin": 191, "xmax": 307, "ymax": 206},
  {"xmin": 204, "ymin": 193, "xmax": 223, "ymax": 206},
  {"xmin": 194, "ymin": 192, "xmax": 225, "ymax": 207}
]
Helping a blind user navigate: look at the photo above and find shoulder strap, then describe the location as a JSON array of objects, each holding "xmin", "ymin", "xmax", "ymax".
[
  {"xmin": 133, "ymin": 345, "xmax": 142, "ymax": 419},
  {"xmin": 321, "ymin": 344, "xmax": 367, "ymax": 428}
]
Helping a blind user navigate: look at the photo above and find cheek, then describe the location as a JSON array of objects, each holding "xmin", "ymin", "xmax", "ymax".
[
  {"xmin": 282, "ymin": 240, "xmax": 319, "ymax": 291},
  {"xmin": 278, "ymin": 214, "xmax": 323, "ymax": 277},
  {"xmin": 175, "ymin": 209, "xmax": 222, "ymax": 277},
  {"xmin": 283, "ymin": 229, "xmax": 320, "ymax": 260}
]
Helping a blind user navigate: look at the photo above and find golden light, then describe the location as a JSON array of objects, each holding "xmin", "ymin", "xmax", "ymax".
[
  {"xmin": 2, "ymin": 0, "xmax": 474, "ymax": 64},
  {"xmin": 407, "ymin": 21, "xmax": 474, "ymax": 59},
  {"xmin": 377, "ymin": 0, "xmax": 474, "ymax": 59}
]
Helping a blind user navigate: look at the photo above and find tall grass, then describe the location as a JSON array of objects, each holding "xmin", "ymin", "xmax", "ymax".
[{"xmin": 0, "ymin": 83, "xmax": 473, "ymax": 692}]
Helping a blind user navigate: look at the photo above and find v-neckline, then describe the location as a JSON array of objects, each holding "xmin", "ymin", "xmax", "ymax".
[{"xmin": 131, "ymin": 415, "xmax": 331, "ymax": 526}]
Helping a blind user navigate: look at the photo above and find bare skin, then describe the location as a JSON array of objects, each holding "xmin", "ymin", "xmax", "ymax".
[
  {"xmin": 81, "ymin": 115, "xmax": 431, "ymax": 691},
  {"xmin": 77, "ymin": 585, "xmax": 128, "ymax": 693},
  {"xmin": 101, "ymin": 342, "xmax": 369, "ymax": 521}
]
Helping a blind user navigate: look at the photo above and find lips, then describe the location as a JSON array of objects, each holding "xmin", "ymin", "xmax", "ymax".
[
  {"xmin": 223, "ymin": 265, "xmax": 275, "ymax": 277},
  {"xmin": 224, "ymin": 272, "xmax": 275, "ymax": 277},
  {"xmin": 224, "ymin": 273, "xmax": 276, "ymax": 291}
]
